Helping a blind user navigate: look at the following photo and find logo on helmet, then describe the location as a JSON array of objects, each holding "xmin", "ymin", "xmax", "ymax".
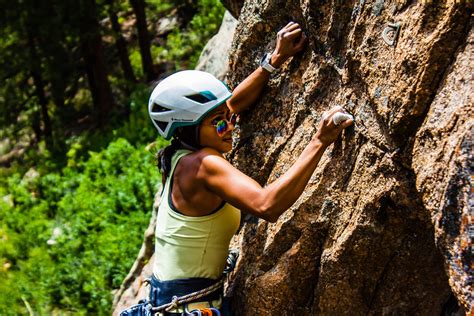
[{"xmin": 171, "ymin": 118, "xmax": 194, "ymax": 122}]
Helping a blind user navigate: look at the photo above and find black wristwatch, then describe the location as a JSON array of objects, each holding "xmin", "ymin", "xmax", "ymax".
[{"xmin": 259, "ymin": 53, "xmax": 277, "ymax": 73}]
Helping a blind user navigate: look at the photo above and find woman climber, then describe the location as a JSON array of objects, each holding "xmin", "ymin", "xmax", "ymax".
[{"xmin": 144, "ymin": 22, "xmax": 353, "ymax": 316}]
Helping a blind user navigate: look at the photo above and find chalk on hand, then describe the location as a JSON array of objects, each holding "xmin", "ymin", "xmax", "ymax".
[{"xmin": 332, "ymin": 112, "xmax": 354, "ymax": 126}]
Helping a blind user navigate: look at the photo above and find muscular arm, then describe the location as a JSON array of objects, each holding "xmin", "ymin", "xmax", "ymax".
[
  {"xmin": 199, "ymin": 139, "xmax": 327, "ymax": 222},
  {"xmin": 227, "ymin": 54, "xmax": 287, "ymax": 114},
  {"xmin": 198, "ymin": 107, "xmax": 353, "ymax": 222}
]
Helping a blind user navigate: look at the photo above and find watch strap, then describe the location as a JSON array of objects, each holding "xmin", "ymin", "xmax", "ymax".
[{"xmin": 260, "ymin": 53, "xmax": 276, "ymax": 73}]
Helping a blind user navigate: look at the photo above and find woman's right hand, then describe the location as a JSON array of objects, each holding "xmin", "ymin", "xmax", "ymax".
[
  {"xmin": 271, "ymin": 22, "xmax": 307, "ymax": 68},
  {"xmin": 315, "ymin": 106, "xmax": 353, "ymax": 146}
]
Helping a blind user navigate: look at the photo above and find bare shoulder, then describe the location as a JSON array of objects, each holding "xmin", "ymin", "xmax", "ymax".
[
  {"xmin": 177, "ymin": 147, "xmax": 226, "ymax": 174},
  {"xmin": 173, "ymin": 148, "xmax": 223, "ymax": 190},
  {"xmin": 194, "ymin": 147, "xmax": 233, "ymax": 177}
]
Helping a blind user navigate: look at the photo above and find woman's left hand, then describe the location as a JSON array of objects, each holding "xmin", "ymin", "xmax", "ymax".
[{"xmin": 272, "ymin": 22, "xmax": 307, "ymax": 68}]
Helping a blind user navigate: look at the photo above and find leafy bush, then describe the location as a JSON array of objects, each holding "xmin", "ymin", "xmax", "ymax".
[
  {"xmin": 0, "ymin": 0, "xmax": 225, "ymax": 314},
  {"xmin": 0, "ymin": 137, "xmax": 165, "ymax": 315}
]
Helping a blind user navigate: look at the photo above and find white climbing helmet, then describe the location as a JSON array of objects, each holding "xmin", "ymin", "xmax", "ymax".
[{"xmin": 148, "ymin": 70, "xmax": 232, "ymax": 140}]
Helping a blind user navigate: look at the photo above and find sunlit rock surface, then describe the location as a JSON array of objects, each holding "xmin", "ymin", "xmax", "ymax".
[
  {"xmin": 412, "ymin": 27, "xmax": 473, "ymax": 313},
  {"xmin": 225, "ymin": 1, "xmax": 472, "ymax": 315},
  {"xmin": 220, "ymin": 0, "xmax": 244, "ymax": 19},
  {"xmin": 196, "ymin": 11, "xmax": 238, "ymax": 80}
]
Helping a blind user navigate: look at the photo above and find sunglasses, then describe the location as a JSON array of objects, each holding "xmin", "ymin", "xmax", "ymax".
[{"xmin": 211, "ymin": 113, "xmax": 239, "ymax": 136}]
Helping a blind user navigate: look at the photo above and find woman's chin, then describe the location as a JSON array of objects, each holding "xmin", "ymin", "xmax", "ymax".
[{"xmin": 202, "ymin": 139, "xmax": 233, "ymax": 154}]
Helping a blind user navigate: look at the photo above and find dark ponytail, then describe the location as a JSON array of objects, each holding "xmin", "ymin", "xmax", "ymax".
[
  {"xmin": 156, "ymin": 138, "xmax": 182, "ymax": 182},
  {"xmin": 156, "ymin": 124, "xmax": 201, "ymax": 182}
]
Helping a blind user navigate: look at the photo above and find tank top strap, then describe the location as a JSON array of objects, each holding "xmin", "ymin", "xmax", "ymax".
[
  {"xmin": 164, "ymin": 149, "xmax": 193, "ymax": 192},
  {"xmin": 171, "ymin": 149, "xmax": 192, "ymax": 172}
]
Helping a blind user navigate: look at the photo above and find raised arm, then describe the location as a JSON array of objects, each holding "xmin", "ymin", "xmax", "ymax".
[
  {"xmin": 227, "ymin": 22, "xmax": 307, "ymax": 114},
  {"xmin": 198, "ymin": 107, "xmax": 353, "ymax": 222}
]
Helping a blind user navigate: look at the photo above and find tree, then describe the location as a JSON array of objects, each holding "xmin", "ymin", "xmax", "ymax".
[
  {"xmin": 129, "ymin": 0, "xmax": 156, "ymax": 82},
  {"xmin": 79, "ymin": 0, "xmax": 115, "ymax": 126},
  {"xmin": 26, "ymin": 24, "xmax": 53, "ymax": 148},
  {"xmin": 106, "ymin": 0, "xmax": 137, "ymax": 84}
]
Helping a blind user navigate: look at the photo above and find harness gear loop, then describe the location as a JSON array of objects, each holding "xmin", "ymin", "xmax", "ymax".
[
  {"xmin": 186, "ymin": 308, "xmax": 220, "ymax": 316},
  {"xmin": 152, "ymin": 279, "xmax": 225, "ymax": 313},
  {"xmin": 201, "ymin": 309, "xmax": 212, "ymax": 316},
  {"xmin": 382, "ymin": 22, "xmax": 401, "ymax": 46}
]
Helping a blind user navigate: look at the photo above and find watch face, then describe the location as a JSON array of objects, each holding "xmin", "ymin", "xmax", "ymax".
[{"xmin": 260, "ymin": 53, "xmax": 268, "ymax": 65}]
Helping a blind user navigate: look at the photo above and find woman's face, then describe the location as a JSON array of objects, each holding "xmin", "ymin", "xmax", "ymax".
[{"xmin": 199, "ymin": 103, "xmax": 235, "ymax": 153}]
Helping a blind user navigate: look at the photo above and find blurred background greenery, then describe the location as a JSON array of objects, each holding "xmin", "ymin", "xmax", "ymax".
[{"xmin": 0, "ymin": 0, "xmax": 225, "ymax": 314}]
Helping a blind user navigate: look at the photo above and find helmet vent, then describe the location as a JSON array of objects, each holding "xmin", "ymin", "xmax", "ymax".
[
  {"xmin": 154, "ymin": 120, "xmax": 168, "ymax": 132},
  {"xmin": 151, "ymin": 103, "xmax": 169, "ymax": 113},
  {"xmin": 185, "ymin": 91, "xmax": 217, "ymax": 104}
]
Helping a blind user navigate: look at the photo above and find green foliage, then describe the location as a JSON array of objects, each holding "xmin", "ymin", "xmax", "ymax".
[
  {"xmin": 153, "ymin": 0, "xmax": 225, "ymax": 69},
  {"xmin": 147, "ymin": 0, "xmax": 174, "ymax": 15},
  {"xmin": 0, "ymin": 82, "xmax": 167, "ymax": 315},
  {"xmin": 0, "ymin": 137, "xmax": 164, "ymax": 315},
  {"xmin": 129, "ymin": 50, "xmax": 145, "ymax": 78},
  {"xmin": 0, "ymin": 0, "xmax": 225, "ymax": 314},
  {"xmin": 60, "ymin": 84, "xmax": 157, "ymax": 170}
]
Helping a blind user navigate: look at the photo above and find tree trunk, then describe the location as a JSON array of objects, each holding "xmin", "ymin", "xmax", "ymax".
[
  {"xmin": 176, "ymin": 0, "xmax": 198, "ymax": 28},
  {"xmin": 32, "ymin": 110, "xmax": 42, "ymax": 145},
  {"xmin": 26, "ymin": 26, "xmax": 53, "ymax": 149},
  {"xmin": 79, "ymin": 0, "xmax": 115, "ymax": 126},
  {"xmin": 129, "ymin": 0, "xmax": 156, "ymax": 82},
  {"xmin": 107, "ymin": 0, "xmax": 136, "ymax": 84},
  {"xmin": 50, "ymin": 50, "xmax": 67, "ymax": 113}
]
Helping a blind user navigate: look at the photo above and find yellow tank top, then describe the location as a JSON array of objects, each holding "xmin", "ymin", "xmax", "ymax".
[{"xmin": 153, "ymin": 149, "xmax": 241, "ymax": 281}]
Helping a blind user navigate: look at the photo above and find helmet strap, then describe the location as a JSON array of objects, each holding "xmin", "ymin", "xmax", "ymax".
[
  {"xmin": 194, "ymin": 124, "xmax": 201, "ymax": 149},
  {"xmin": 179, "ymin": 140, "xmax": 198, "ymax": 151},
  {"xmin": 174, "ymin": 125, "xmax": 201, "ymax": 151}
]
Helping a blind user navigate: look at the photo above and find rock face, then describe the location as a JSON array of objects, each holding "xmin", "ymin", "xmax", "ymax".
[
  {"xmin": 195, "ymin": 11, "xmax": 238, "ymax": 80},
  {"xmin": 225, "ymin": 1, "xmax": 473, "ymax": 315},
  {"xmin": 112, "ymin": 192, "xmax": 159, "ymax": 315},
  {"xmin": 412, "ymin": 27, "xmax": 474, "ymax": 313},
  {"xmin": 112, "ymin": 256, "xmax": 154, "ymax": 315},
  {"xmin": 220, "ymin": 0, "xmax": 244, "ymax": 19}
]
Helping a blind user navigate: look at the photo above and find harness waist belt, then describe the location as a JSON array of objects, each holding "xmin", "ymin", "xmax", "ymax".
[{"xmin": 149, "ymin": 275, "xmax": 222, "ymax": 308}]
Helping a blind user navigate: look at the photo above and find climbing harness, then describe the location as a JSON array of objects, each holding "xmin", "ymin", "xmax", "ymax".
[
  {"xmin": 152, "ymin": 278, "xmax": 224, "ymax": 314},
  {"xmin": 152, "ymin": 250, "xmax": 238, "ymax": 314},
  {"xmin": 120, "ymin": 250, "xmax": 239, "ymax": 316},
  {"xmin": 382, "ymin": 22, "xmax": 401, "ymax": 47},
  {"xmin": 120, "ymin": 299, "xmax": 153, "ymax": 316}
]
